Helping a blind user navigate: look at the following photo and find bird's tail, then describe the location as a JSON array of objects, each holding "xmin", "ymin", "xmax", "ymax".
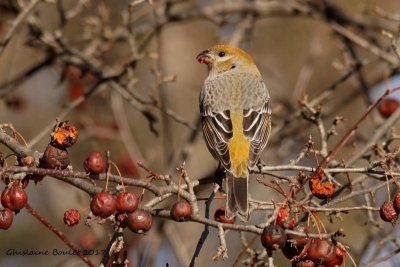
[{"xmin": 226, "ymin": 172, "xmax": 249, "ymax": 221}]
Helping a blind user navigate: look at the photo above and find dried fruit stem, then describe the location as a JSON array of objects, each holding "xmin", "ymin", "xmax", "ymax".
[{"xmin": 212, "ymin": 225, "xmax": 228, "ymax": 260}]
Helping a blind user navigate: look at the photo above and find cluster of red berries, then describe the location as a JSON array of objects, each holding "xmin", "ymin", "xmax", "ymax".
[
  {"xmin": 0, "ymin": 181, "xmax": 28, "ymax": 229},
  {"xmin": 63, "ymin": 149, "xmax": 195, "ymax": 234},
  {"xmin": 261, "ymin": 224, "xmax": 344, "ymax": 266},
  {"xmin": 1, "ymin": 121, "xmax": 79, "ymax": 230},
  {"xmin": 91, "ymin": 191, "xmax": 153, "ymax": 233},
  {"xmin": 64, "ymin": 189, "xmax": 153, "ymax": 233},
  {"xmin": 81, "ymin": 151, "xmax": 152, "ymax": 233},
  {"xmin": 379, "ymin": 193, "xmax": 400, "ymax": 223},
  {"xmin": 260, "ymin": 207, "xmax": 344, "ymax": 266}
]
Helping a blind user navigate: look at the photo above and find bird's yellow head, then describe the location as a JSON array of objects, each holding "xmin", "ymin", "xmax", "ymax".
[{"xmin": 196, "ymin": 44, "xmax": 259, "ymax": 75}]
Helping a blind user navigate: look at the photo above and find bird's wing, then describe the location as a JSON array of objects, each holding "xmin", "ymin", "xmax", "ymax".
[
  {"xmin": 201, "ymin": 110, "xmax": 233, "ymax": 170},
  {"xmin": 243, "ymin": 82, "xmax": 271, "ymax": 167}
]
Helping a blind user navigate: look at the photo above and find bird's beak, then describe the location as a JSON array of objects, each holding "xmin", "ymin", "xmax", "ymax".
[{"xmin": 196, "ymin": 50, "xmax": 212, "ymax": 64}]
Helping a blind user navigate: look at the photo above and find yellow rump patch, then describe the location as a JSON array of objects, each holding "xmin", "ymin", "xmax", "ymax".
[{"xmin": 228, "ymin": 111, "xmax": 250, "ymax": 177}]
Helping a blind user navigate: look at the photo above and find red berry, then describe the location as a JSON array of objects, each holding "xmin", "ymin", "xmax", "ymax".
[
  {"xmin": 64, "ymin": 209, "xmax": 81, "ymax": 227},
  {"xmin": 127, "ymin": 210, "xmax": 152, "ymax": 233},
  {"xmin": 116, "ymin": 192, "xmax": 139, "ymax": 212},
  {"xmin": 1, "ymin": 184, "xmax": 27, "ymax": 211},
  {"xmin": 380, "ymin": 201, "xmax": 398, "ymax": 223},
  {"xmin": 324, "ymin": 245, "xmax": 344, "ymax": 267},
  {"xmin": 42, "ymin": 144, "xmax": 70, "ymax": 169},
  {"xmin": 90, "ymin": 192, "xmax": 116, "ymax": 218},
  {"xmin": 308, "ymin": 238, "xmax": 331, "ymax": 265},
  {"xmin": 378, "ymin": 98, "xmax": 399, "ymax": 118},
  {"xmin": 393, "ymin": 193, "xmax": 400, "ymax": 214},
  {"xmin": 170, "ymin": 200, "xmax": 192, "ymax": 222},
  {"xmin": 261, "ymin": 224, "xmax": 287, "ymax": 251},
  {"xmin": 84, "ymin": 152, "xmax": 105, "ymax": 175},
  {"xmin": 282, "ymin": 224, "xmax": 309, "ymax": 260},
  {"xmin": 283, "ymin": 242, "xmax": 299, "ymax": 260},
  {"xmin": 307, "ymin": 238, "xmax": 343, "ymax": 267},
  {"xmin": 214, "ymin": 207, "xmax": 235, "ymax": 224},
  {"xmin": 288, "ymin": 224, "xmax": 309, "ymax": 249},
  {"xmin": 276, "ymin": 207, "xmax": 290, "ymax": 226},
  {"xmin": 0, "ymin": 208, "xmax": 13, "ymax": 230}
]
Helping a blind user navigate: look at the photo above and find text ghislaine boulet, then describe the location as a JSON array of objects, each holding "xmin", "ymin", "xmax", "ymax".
[{"xmin": 5, "ymin": 248, "xmax": 105, "ymax": 256}]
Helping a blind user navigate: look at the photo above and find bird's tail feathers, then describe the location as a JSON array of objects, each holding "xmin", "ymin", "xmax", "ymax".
[{"xmin": 226, "ymin": 172, "xmax": 249, "ymax": 221}]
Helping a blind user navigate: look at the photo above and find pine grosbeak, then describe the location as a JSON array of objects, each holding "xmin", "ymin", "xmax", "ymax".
[{"xmin": 197, "ymin": 44, "xmax": 271, "ymax": 221}]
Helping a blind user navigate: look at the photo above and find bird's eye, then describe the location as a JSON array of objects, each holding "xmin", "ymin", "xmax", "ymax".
[{"xmin": 218, "ymin": 51, "xmax": 225, "ymax": 57}]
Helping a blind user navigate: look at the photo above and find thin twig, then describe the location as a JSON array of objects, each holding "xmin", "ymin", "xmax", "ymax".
[
  {"xmin": 25, "ymin": 202, "xmax": 96, "ymax": 267},
  {"xmin": 0, "ymin": 0, "xmax": 41, "ymax": 55}
]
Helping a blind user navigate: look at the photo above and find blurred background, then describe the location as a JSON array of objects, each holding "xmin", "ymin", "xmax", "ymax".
[{"xmin": 1, "ymin": 0, "xmax": 400, "ymax": 266}]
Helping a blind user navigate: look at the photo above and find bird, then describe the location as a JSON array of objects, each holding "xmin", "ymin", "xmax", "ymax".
[{"xmin": 196, "ymin": 44, "xmax": 271, "ymax": 221}]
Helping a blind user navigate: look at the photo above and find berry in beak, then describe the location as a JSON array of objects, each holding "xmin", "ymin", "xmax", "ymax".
[{"xmin": 196, "ymin": 50, "xmax": 211, "ymax": 64}]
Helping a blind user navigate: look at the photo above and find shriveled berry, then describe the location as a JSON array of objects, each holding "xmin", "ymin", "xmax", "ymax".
[
  {"xmin": 51, "ymin": 121, "xmax": 78, "ymax": 148},
  {"xmin": 380, "ymin": 201, "xmax": 397, "ymax": 223},
  {"xmin": 90, "ymin": 192, "xmax": 116, "ymax": 218},
  {"xmin": 64, "ymin": 209, "xmax": 81, "ymax": 227},
  {"xmin": 1, "ymin": 184, "xmax": 27, "ymax": 211},
  {"xmin": 309, "ymin": 175, "xmax": 335, "ymax": 199},
  {"xmin": 378, "ymin": 98, "xmax": 399, "ymax": 118},
  {"xmin": 170, "ymin": 200, "xmax": 192, "ymax": 222},
  {"xmin": 127, "ymin": 209, "xmax": 152, "ymax": 233},
  {"xmin": 42, "ymin": 144, "xmax": 70, "ymax": 169},
  {"xmin": 214, "ymin": 207, "xmax": 235, "ymax": 224},
  {"xmin": 19, "ymin": 156, "xmax": 35, "ymax": 167},
  {"xmin": 116, "ymin": 192, "xmax": 139, "ymax": 212},
  {"xmin": 276, "ymin": 207, "xmax": 290, "ymax": 226},
  {"xmin": 261, "ymin": 224, "xmax": 287, "ymax": 251},
  {"xmin": 84, "ymin": 152, "xmax": 105, "ymax": 175},
  {"xmin": 0, "ymin": 208, "xmax": 13, "ymax": 230}
]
